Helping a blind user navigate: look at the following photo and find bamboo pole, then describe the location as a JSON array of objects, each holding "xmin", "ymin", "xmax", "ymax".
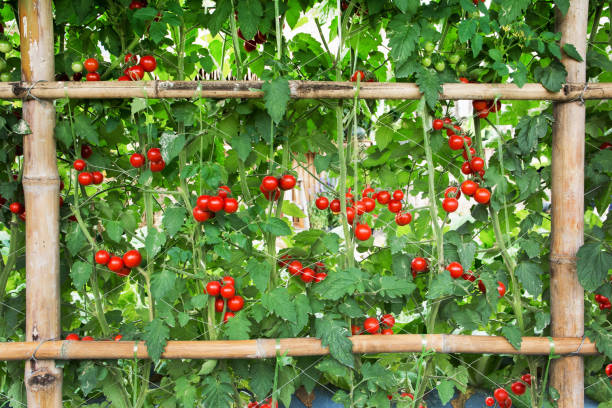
[
  {"xmin": 0, "ymin": 335, "xmax": 598, "ymax": 361},
  {"xmin": 550, "ymin": 0, "xmax": 588, "ymax": 407},
  {"xmin": 1, "ymin": 80, "xmax": 611, "ymax": 100},
  {"xmin": 19, "ymin": 0, "xmax": 62, "ymax": 406}
]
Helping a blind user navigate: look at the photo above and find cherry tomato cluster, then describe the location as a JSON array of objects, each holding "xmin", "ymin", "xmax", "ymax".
[
  {"xmin": 386, "ymin": 391, "xmax": 425, "ymax": 407},
  {"xmin": 129, "ymin": 147, "xmax": 166, "ymax": 172},
  {"xmin": 192, "ymin": 186, "xmax": 238, "ymax": 223},
  {"xmin": 234, "ymin": 12, "xmax": 268, "ymax": 53},
  {"xmin": 278, "ymin": 255, "xmax": 327, "ymax": 284},
  {"xmin": 95, "ymin": 249, "xmax": 142, "ymax": 277},
  {"xmin": 9, "ymin": 201, "xmax": 25, "ymax": 221},
  {"xmin": 65, "ymin": 333, "xmax": 123, "ymax": 341},
  {"xmin": 83, "ymin": 58, "xmax": 101, "ymax": 81},
  {"xmin": 205, "ymin": 276, "xmax": 244, "ymax": 322},
  {"xmin": 119, "ymin": 54, "xmax": 156, "ymax": 81},
  {"xmin": 350, "ymin": 70, "xmax": 375, "ymax": 82},
  {"xmin": 74, "ymin": 159, "xmax": 104, "ymax": 186},
  {"xmin": 259, "ymin": 174, "xmax": 296, "ymax": 201},
  {"xmin": 594, "ymin": 294, "xmax": 611, "ymax": 310},
  {"xmin": 472, "ymin": 99, "xmax": 502, "ymax": 119},
  {"xmin": 352, "ymin": 314, "xmax": 395, "ymax": 335},
  {"xmin": 246, "ymin": 397, "xmax": 277, "ymax": 408}
]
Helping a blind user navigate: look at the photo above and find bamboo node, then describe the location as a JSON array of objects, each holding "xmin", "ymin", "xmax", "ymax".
[
  {"xmin": 26, "ymin": 369, "xmax": 58, "ymax": 390},
  {"xmin": 255, "ymin": 338, "xmax": 267, "ymax": 358}
]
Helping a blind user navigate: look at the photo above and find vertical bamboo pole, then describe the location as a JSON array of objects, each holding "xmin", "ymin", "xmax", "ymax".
[
  {"xmin": 550, "ymin": 0, "xmax": 588, "ymax": 407},
  {"xmin": 19, "ymin": 0, "xmax": 62, "ymax": 406}
]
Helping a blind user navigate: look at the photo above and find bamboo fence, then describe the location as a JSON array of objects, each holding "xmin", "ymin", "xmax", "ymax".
[{"xmin": 5, "ymin": 0, "xmax": 605, "ymax": 406}]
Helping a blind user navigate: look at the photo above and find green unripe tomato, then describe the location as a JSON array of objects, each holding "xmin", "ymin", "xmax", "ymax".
[
  {"xmin": 424, "ymin": 41, "xmax": 435, "ymax": 53},
  {"xmin": 0, "ymin": 40, "xmax": 12, "ymax": 54},
  {"xmin": 71, "ymin": 61, "xmax": 83, "ymax": 73},
  {"xmin": 457, "ymin": 62, "xmax": 468, "ymax": 72},
  {"xmin": 469, "ymin": 11, "xmax": 480, "ymax": 18},
  {"xmin": 0, "ymin": 58, "xmax": 7, "ymax": 73},
  {"xmin": 0, "ymin": 72, "xmax": 11, "ymax": 82},
  {"xmin": 435, "ymin": 61, "xmax": 446, "ymax": 72},
  {"xmin": 422, "ymin": 57, "xmax": 432, "ymax": 67},
  {"xmin": 449, "ymin": 54, "xmax": 460, "ymax": 64}
]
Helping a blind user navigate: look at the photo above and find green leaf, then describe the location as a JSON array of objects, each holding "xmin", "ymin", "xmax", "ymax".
[
  {"xmin": 515, "ymin": 114, "xmax": 552, "ymax": 154},
  {"xmin": 102, "ymin": 381, "xmax": 129, "ymax": 408},
  {"xmin": 553, "ymin": 0, "xmax": 569, "ymax": 15},
  {"xmin": 315, "ymin": 315, "xmax": 354, "ymax": 367},
  {"xmin": 378, "ymin": 276, "xmax": 416, "ymax": 298},
  {"xmin": 250, "ymin": 362, "xmax": 274, "ymax": 399},
  {"xmin": 202, "ymin": 376, "xmax": 234, "ymax": 407},
  {"xmin": 79, "ymin": 362, "xmax": 102, "ymax": 396},
  {"xmin": 55, "ymin": 122, "xmax": 73, "ymax": 147},
  {"xmin": 497, "ymin": 0, "xmax": 530, "ymax": 25},
  {"xmin": 458, "ymin": 242, "xmax": 476, "ymax": 270},
  {"xmin": 174, "ymin": 377, "xmax": 197, "ymax": 408},
  {"xmin": 237, "ymin": 0, "xmax": 263, "ymax": 39},
  {"xmin": 261, "ymin": 217, "xmax": 291, "ymax": 236},
  {"xmin": 501, "ymin": 326, "xmax": 522, "ymax": 350},
  {"xmin": 416, "ymin": 68, "xmax": 442, "ymax": 110},
  {"xmin": 207, "ymin": 1, "xmax": 231, "ymax": 36},
  {"xmin": 262, "ymin": 77, "xmax": 291, "ymax": 123},
  {"xmin": 148, "ymin": 21, "xmax": 167, "ymax": 43},
  {"xmin": 66, "ymin": 224, "xmax": 86, "ymax": 255},
  {"xmin": 388, "ymin": 16, "xmax": 420, "ymax": 61},
  {"xmin": 471, "ymin": 33, "xmax": 483, "ymax": 57},
  {"xmin": 313, "ymin": 267, "xmax": 366, "ymax": 300},
  {"xmin": 577, "ymin": 243, "xmax": 612, "ymax": 291},
  {"xmin": 548, "ymin": 42, "xmax": 562, "ymax": 60},
  {"xmin": 172, "ymin": 101, "xmax": 198, "ymax": 126},
  {"xmin": 104, "ymin": 220, "xmax": 124, "ymax": 243},
  {"xmin": 131, "ymin": 98, "xmax": 148, "ymax": 115},
  {"xmin": 162, "ymin": 207, "xmax": 185, "ymax": 236},
  {"xmin": 427, "ymin": 273, "xmax": 455, "ymax": 299},
  {"xmin": 562, "ymin": 43, "xmax": 583, "ymax": 61},
  {"xmin": 145, "ymin": 228, "xmax": 166, "ymax": 259},
  {"xmin": 70, "ymin": 261, "xmax": 92, "ymax": 291},
  {"xmin": 281, "ymin": 201, "xmax": 306, "ymax": 218},
  {"xmin": 160, "ymin": 132, "xmax": 186, "ymax": 163},
  {"xmin": 321, "ymin": 233, "xmax": 340, "ymax": 254},
  {"xmin": 143, "ymin": 318, "xmax": 169, "ymax": 363},
  {"xmin": 361, "ymin": 361, "xmax": 394, "ymax": 388},
  {"xmin": 515, "ymin": 261, "xmax": 543, "ymax": 297},
  {"xmin": 458, "ymin": 19, "xmax": 477, "ymax": 43},
  {"xmin": 191, "ymin": 294, "xmax": 208, "ymax": 309},
  {"xmin": 224, "ymin": 312, "xmax": 251, "ymax": 340},
  {"xmin": 395, "ymin": 59, "xmax": 420, "ymax": 78},
  {"xmin": 246, "ymin": 258, "xmax": 270, "ymax": 293},
  {"xmin": 73, "ymin": 115, "xmax": 98, "ymax": 144},
  {"xmin": 437, "ymin": 379, "xmax": 455, "ymax": 405},
  {"xmin": 393, "ymin": 0, "xmax": 418, "ymax": 13},
  {"xmin": 534, "ymin": 60, "xmax": 567, "ymax": 92},
  {"xmin": 375, "ymin": 126, "xmax": 394, "ymax": 150},
  {"xmin": 151, "ymin": 270, "xmax": 176, "ymax": 299},
  {"xmin": 261, "ymin": 288, "xmax": 297, "ymax": 322},
  {"xmin": 231, "ymin": 133, "xmax": 251, "ymax": 161}
]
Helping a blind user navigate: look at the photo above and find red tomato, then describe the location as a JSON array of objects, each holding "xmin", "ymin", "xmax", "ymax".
[
  {"xmin": 354, "ymin": 223, "xmax": 372, "ymax": 241},
  {"xmin": 462, "ymin": 147, "xmax": 476, "ymax": 160},
  {"xmin": 9, "ymin": 202, "xmax": 23, "ymax": 214},
  {"xmin": 214, "ymin": 297, "xmax": 225, "ymax": 312},
  {"xmin": 86, "ymin": 72, "xmax": 100, "ymax": 81},
  {"xmin": 461, "ymin": 180, "xmax": 478, "ymax": 196},
  {"xmin": 474, "ymin": 188, "xmax": 491, "ymax": 204},
  {"xmin": 127, "ymin": 65, "xmax": 145, "ymax": 80},
  {"xmin": 350, "ymin": 70, "xmax": 365, "ymax": 82},
  {"xmin": 130, "ymin": 153, "xmax": 145, "ymax": 167},
  {"xmin": 118, "ymin": 75, "xmax": 130, "ymax": 81},
  {"xmin": 196, "ymin": 195, "xmax": 211, "ymax": 210},
  {"xmin": 78, "ymin": 172, "xmax": 93, "ymax": 186},
  {"xmin": 444, "ymin": 186, "xmax": 461, "ymax": 199},
  {"xmin": 329, "ymin": 198, "xmax": 341, "ymax": 213},
  {"xmin": 222, "ymin": 276, "xmax": 234, "ymax": 286},
  {"xmin": 497, "ymin": 281, "xmax": 506, "ymax": 297},
  {"xmin": 470, "ymin": 156, "xmax": 485, "ymax": 172},
  {"xmin": 140, "ymin": 55, "xmax": 157, "ymax": 72},
  {"xmin": 381, "ymin": 314, "xmax": 395, "ymax": 327},
  {"xmin": 377, "ymin": 190, "xmax": 391, "ymax": 204},
  {"xmin": 91, "ymin": 171, "xmax": 104, "ymax": 185},
  {"xmin": 18, "ymin": 211, "xmax": 26, "ymax": 221},
  {"xmin": 114, "ymin": 334, "xmax": 123, "ymax": 341},
  {"xmin": 442, "ymin": 197, "xmax": 459, "ymax": 213},
  {"xmin": 207, "ymin": 196, "xmax": 224, "ymax": 212},
  {"xmin": 388, "ymin": 200, "xmax": 402, "ymax": 213},
  {"xmin": 217, "ymin": 185, "xmax": 231, "ymax": 199},
  {"xmin": 355, "ymin": 200, "xmax": 367, "ymax": 215},
  {"xmin": 65, "ymin": 333, "xmax": 80, "ymax": 341},
  {"xmin": 472, "ymin": 100, "xmax": 489, "ymax": 118},
  {"xmin": 448, "ymin": 135, "xmax": 464, "ymax": 150},
  {"xmin": 73, "ymin": 159, "xmax": 86, "ymax": 171},
  {"xmin": 223, "ymin": 311, "xmax": 235, "ymax": 322},
  {"xmin": 346, "ymin": 207, "xmax": 355, "ymax": 224},
  {"xmin": 462, "ymin": 271, "xmax": 476, "ymax": 281},
  {"xmin": 314, "ymin": 272, "xmax": 327, "ymax": 282},
  {"xmin": 447, "ymin": 125, "xmax": 462, "ymax": 137},
  {"xmin": 395, "ymin": 212, "xmax": 412, "ymax": 226},
  {"xmin": 223, "ymin": 198, "xmax": 238, "ymax": 213},
  {"xmin": 432, "ymin": 119, "xmax": 444, "ymax": 130},
  {"xmin": 599, "ymin": 142, "xmax": 612, "ymax": 150},
  {"xmin": 511, "ymin": 381, "xmax": 526, "ymax": 396},
  {"xmin": 521, "ymin": 373, "xmax": 532, "ymax": 385},
  {"xmin": 393, "ymin": 190, "xmax": 404, "ymax": 200},
  {"xmin": 150, "ymin": 160, "xmax": 166, "ymax": 172},
  {"xmin": 129, "ymin": 0, "xmax": 145, "ymax": 10},
  {"xmin": 446, "ymin": 262, "xmax": 463, "ymax": 279},
  {"xmin": 494, "ymin": 388, "xmax": 509, "ymax": 403},
  {"xmin": 288, "ymin": 260, "xmax": 303, "ymax": 276},
  {"xmin": 351, "ymin": 325, "xmax": 361, "ymax": 335},
  {"xmin": 206, "ymin": 281, "xmax": 221, "ymax": 296},
  {"xmin": 461, "ymin": 161, "xmax": 473, "ymax": 175},
  {"xmin": 261, "ymin": 176, "xmax": 278, "ymax": 192},
  {"xmin": 220, "ymin": 285, "xmax": 235, "ymax": 299},
  {"xmin": 300, "ymin": 267, "xmax": 315, "ymax": 283},
  {"xmin": 107, "ymin": 256, "xmax": 124, "ymax": 272},
  {"xmin": 278, "ymin": 254, "xmax": 292, "ymax": 267},
  {"xmin": 485, "ymin": 397, "xmax": 495, "ymax": 407},
  {"xmin": 478, "ymin": 280, "xmax": 486, "ymax": 293},
  {"xmin": 363, "ymin": 197, "xmax": 376, "ymax": 212},
  {"xmin": 123, "ymin": 250, "xmax": 142, "ymax": 268},
  {"xmin": 95, "ymin": 250, "xmax": 110, "ymax": 265},
  {"xmin": 381, "ymin": 328, "xmax": 394, "ymax": 335},
  {"xmin": 147, "ymin": 147, "xmax": 162, "ymax": 162},
  {"xmin": 411, "ymin": 257, "xmax": 428, "ymax": 272},
  {"xmin": 255, "ymin": 31, "xmax": 267, "ymax": 44},
  {"xmin": 227, "ymin": 295, "xmax": 244, "ymax": 312},
  {"xmin": 443, "ymin": 118, "xmax": 452, "ymax": 124},
  {"xmin": 192, "ymin": 206, "xmax": 211, "ymax": 222},
  {"xmin": 459, "ymin": 77, "xmax": 470, "ymax": 84},
  {"xmin": 81, "ymin": 144, "xmax": 93, "ymax": 159},
  {"xmin": 124, "ymin": 53, "xmax": 138, "ymax": 63},
  {"xmin": 488, "ymin": 100, "xmax": 502, "ymax": 113},
  {"xmin": 114, "ymin": 266, "xmax": 130, "ymax": 277},
  {"xmin": 314, "ymin": 262, "xmax": 326, "ymax": 272},
  {"xmin": 243, "ymin": 40, "xmax": 257, "ymax": 52},
  {"xmin": 362, "ymin": 187, "xmax": 375, "ymax": 198},
  {"xmin": 605, "ymin": 363, "xmax": 612, "ymax": 377},
  {"xmin": 83, "ymin": 58, "xmax": 99, "ymax": 72},
  {"xmin": 363, "ymin": 317, "xmax": 380, "ymax": 334},
  {"xmin": 81, "ymin": 336, "xmax": 94, "ymax": 341},
  {"xmin": 279, "ymin": 174, "xmax": 296, "ymax": 190}
]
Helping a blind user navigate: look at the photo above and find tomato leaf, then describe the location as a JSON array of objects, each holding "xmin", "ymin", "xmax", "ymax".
[
  {"xmin": 151, "ymin": 270, "xmax": 176, "ymax": 299},
  {"xmin": 515, "ymin": 261, "xmax": 543, "ymax": 297},
  {"xmin": 281, "ymin": 201, "xmax": 306, "ymax": 218},
  {"xmin": 437, "ymin": 379, "xmax": 456, "ymax": 405},
  {"xmin": 501, "ymin": 326, "xmax": 522, "ymax": 350},
  {"xmin": 201, "ymin": 375, "xmax": 234, "ymax": 407},
  {"xmin": 458, "ymin": 19, "xmax": 477, "ymax": 43},
  {"xmin": 262, "ymin": 77, "xmax": 291, "ymax": 123},
  {"xmin": 66, "ymin": 223, "xmax": 86, "ymax": 255},
  {"xmin": 237, "ymin": 0, "xmax": 263, "ymax": 40},
  {"xmin": 426, "ymin": 273, "xmax": 455, "ymax": 299},
  {"xmin": 73, "ymin": 115, "xmax": 99, "ymax": 145},
  {"xmin": 55, "ymin": 122, "xmax": 73, "ymax": 147},
  {"xmin": 206, "ymin": 0, "xmax": 231, "ymax": 36},
  {"xmin": 261, "ymin": 217, "xmax": 292, "ymax": 236},
  {"xmin": 102, "ymin": 381, "xmax": 129, "ymax": 408},
  {"xmin": 249, "ymin": 362, "xmax": 274, "ymax": 400},
  {"xmin": 534, "ymin": 60, "xmax": 567, "ymax": 92},
  {"xmin": 231, "ymin": 132, "xmax": 251, "ymax": 162},
  {"xmin": 393, "ymin": 0, "xmax": 419, "ymax": 14},
  {"xmin": 361, "ymin": 361, "xmax": 394, "ymax": 389},
  {"xmin": 378, "ymin": 276, "xmax": 416, "ymax": 298},
  {"xmin": 577, "ymin": 242, "xmax": 612, "ymax": 291},
  {"xmin": 515, "ymin": 114, "xmax": 552, "ymax": 154},
  {"xmin": 224, "ymin": 311, "xmax": 251, "ymax": 340},
  {"xmin": 162, "ymin": 207, "xmax": 185, "ymax": 236},
  {"xmin": 388, "ymin": 15, "xmax": 420, "ymax": 62},
  {"xmin": 160, "ymin": 132, "xmax": 186, "ymax": 163},
  {"xmin": 553, "ymin": 0, "xmax": 569, "ymax": 15},
  {"xmin": 70, "ymin": 261, "xmax": 92, "ymax": 291},
  {"xmin": 315, "ymin": 314, "xmax": 354, "ymax": 368},
  {"xmin": 261, "ymin": 287, "xmax": 297, "ymax": 323},
  {"xmin": 143, "ymin": 318, "xmax": 169, "ymax": 363},
  {"xmin": 312, "ymin": 267, "xmax": 366, "ymax": 300},
  {"xmin": 562, "ymin": 43, "xmax": 583, "ymax": 61},
  {"xmin": 416, "ymin": 67, "xmax": 442, "ymax": 110},
  {"xmin": 145, "ymin": 228, "xmax": 166, "ymax": 259},
  {"xmin": 104, "ymin": 220, "xmax": 124, "ymax": 243},
  {"xmin": 246, "ymin": 258, "xmax": 271, "ymax": 294},
  {"xmin": 174, "ymin": 377, "xmax": 197, "ymax": 408}
]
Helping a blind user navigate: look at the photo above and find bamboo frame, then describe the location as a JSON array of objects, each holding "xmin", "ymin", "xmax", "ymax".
[
  {"xmin": 0, "ymin": 80, "xmax": 611, "ymax": 100},
  {"xmin": 0, "ymin": 335, "xmax": 598, "ymax": 361}
]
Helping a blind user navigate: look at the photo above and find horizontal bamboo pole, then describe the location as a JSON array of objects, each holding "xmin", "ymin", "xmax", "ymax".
[
  {"xmin": 1, "ymin": 81, "xmax": 611, "ymax": 100},
  {"xmin": 0, "ymin": 335, "xmax": 597, "ymax": 361}
]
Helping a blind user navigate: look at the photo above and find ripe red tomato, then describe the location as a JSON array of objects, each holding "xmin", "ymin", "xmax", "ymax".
[
  {"xmin": 511, "ymin": 381, "xmax": 526, "ymax": 396},
  {"xmin": 243, "ymin": 40, "xmax": 257, "ymax": 52},
  {"xmin": 387, "ymin": 200, "xmax": 402, "ymax": 213},
  {"xmin": 400, "ymin": 392, "xmax": 413, "ymax": 399},
  {"xmin": 255, "ymin": 31, "xmax": 267, "ymax": 44},
  {"xmin": 504, "ymin": 399, "xmax": 512, "ymax": 408},
  {"xmin": 227, "ymin": 295, "xmax": 244, "ymax": 312},
  {"xmin": 314, "ymin": 272, "xmax": 327, "ymax": 282},
  {"xmin": 478, "ymin": 280, "xmax": 486, "ymax": 293},
  {"xmin": 124, "ymin": 53, "xmax": 138, "ymax": 63},
  {"xmin": 350, "ymin": 70, "xmax": 365, "ymax": 82},
  {"xmin": 381, "ymin": 328, "xmax": 394, "ymax": 335},
  {"xmin": 381, "ymin": 314, "xmax": 395, "ymax": 327},
  {"xmin": 444, "ymin": 186, "xmax": 461, "ymax": 199},
  {"xmin": 215, "ymin": 297, "xmax": 225, "ymax": 312},
  {"xmin": 461, "ymin": 161, "xmax": 473, "ymax": 175},
  {"xmin": 459, "ymin": 77, "xmax": 470, "ymax": 84},
  {"xmin": 462, "ymin": 147, "xmax": 476, "ymax": 160},
  {"xmin": 129, "ymin": 0, "xmax": 145, "ymax": 10},
  {"xmin": 521, "ymin": 373, "xmax": 532, "ymax": 385},
  {"xmin": 78, "ymin": 172, "xmax": 93, "ymax": 185},
  {"xmin": 355, "ymin": 201, "xmax": 366, "ymax": 215},
  {"xmin": 9, "ymin": 202, "xmax": 23, "ymax": 214},
  {"xmin": 261, "ymin": 176, "xmax": 278, "ymax": 192},
  {"xmin": 411, "ymin": 257, "xmax": 428, "ymax": 272},
  {"xmin": 443, "ymin": 118, "xmax": 452, "ymax": 124},
  {"xmin": 393, "ymin": 190, "xmax": 404, "ymax": 200},
  {"xmin": 301, "ymin": 267, "xmax": 315, "ymax": 283},
  {"xmin": 351, "ymin": 325, "xmax": 361, "ymax": 335},
  {"xmin": 474, "ymin": 188, "xmax": 491, "ymax": 204},
  {"xmin": 472, "ymin": 100, "xmax": 489, "ymax": 118},
  {"xmin": 114, "ymin": 334, "xmax": 123, "ymax": 341},
  {"xmin": 91, "ymin": 171, "xmax": 104, "ymax": 184},
  {"xmin": 150, "ymin": 160, "xmax": 166, "ymax": 172},
  {"xmin": 65, "ymin": 333, "xmax": 80, "ymax": 341},
  {"xmin": 395, "ymin": 212, "xmax": 412, "ymax": 226},
  {"xmin": 461, "ymin": 180, "xmax": 478, "ymax": 196},
  {"xmin": 147, "ymin": 148, "xmax": 161, "ymax": 162},
  {"xmin": 127, "ymin": 64, "xmax": 145, "ymax": 80},
  {"xmin": 314, "ymin": 262, "xmax": 326, "ymax": 272},
  {"xmin": 446, "ymin": 124, "xmax": 461, "ymax": 137},
  {"xmin": 73, "ymin": 159, "xmax": 86, "ymax": 171},
  {"xmin": 223, "ymin": 197, "xmax": 238, "ymax": 213},
  {"xmin": 346, "ymin": 207, "xmax": 355, "ymax": 224},
  {"xmin": 354, "ymin": 223, "xmax": 372, "ymax": 241},
  {"xmin": 494, "ymin": 388, "xmax": 509, "ymax": 403},
  {"xmin": 363, "ymin": 317, "xmax": 380, "ymax": 334},
  {"xmin": 599, "ymin": 142, "xmax": 612, "ymax": 150},
  {"xmin": 432, "ymin": 119, "xmax": 444, "ymax": 130},
  {"xmin": 470, "ymin": 156, "xmax": 485, "ymax": 171},
  {"xmin": 497, "ymin": 281, "xmax": 506, "ymax": 297},
  {"xmin": 85, "ymin": 72, "xmax": 100, "ymax": 81},
  {"xmin": 442, "ymin": 197, "xmax": 459, "ymax": 213},
  {"xmin": 462, "ymin": 271, "xmax": 476, "ymax": 281},
  {"xmin": 206, "ymin": 281, "xmax": 221, "ymax": 296},
  {"xmin": 205, "ymin": 196, "xmax": 223, "ymax": 213},
  {"xmin": 448, "ymin": 135, "xmax": 464, "ymax": 150},
  {"xmin": 279, "ymin": 174, "xmax": 296, "ymax": 190},
  {"xmin": 485, "ymin": 397, "xmax": 495, "ymax": 407},
  {"xmin": 140, "ymin": 55, "xmax": 157, "ymax": 72},
  {"xmin": 377, "ymin": 190, "xmax": 391, "ymax": 204},
  {"xmin": 18, "ymin": 211, "xmax": 26, "ymax": 221},
  {"xmin": 95, "ymin": 250, "xmax": 110, "ymax": 265},
  {"xmin": 223, "ymin": 311, "xmax": 235, "ymax": 322},
  {"xmin": 81, "ymin": 144, "xmax": 92, "ymax": 159},
  {"xmin": 217, "ymin": 185, "xmax": 231, "ymax": 199},
  {"xmin": 605, "ymin": 363, "xmax": 612, "ymax": 377},
  {"xmin": 488, "ymin": 100, "xmax": 502, "ymax": 113},
  {"xmin": 327, "ymin": 199, "xmax": 339, "ymax": 213},
  {"xmin": 220, "ymin": 285, "xmax": 235, "ymax": 299},
  {"xmin": 130, "ymin": 153, "xmax": 145, "ymax": 167},
  {"xmin": 84, "ymin": 58, "xmax": 99, "ymax": 72},
  {"xmin": 447, "ymin": 262, "xmax": 463, "ymax": 279},
  {"xmin": 363, "ymin": 197, "xmax": 376, "ymax": 212},
  {"xmin": 123, "ymin": 249, "xmax": 142, "ymax": 268},
  {"xmin": 107, "ymin": 256, "xmax": 124, "ymax": 272},
  {"xmin": 222, "ymin": 276, "xmax": 235, "ymax": 286},
  {"xmin": 196, "ymin": 195, "xmax": 210, "ymax": 210},
  {"xmin": 118, "ymin": 75, "xmax": 130, "ymax": 81},
  {"xmin": 362, "ymin": 187, "xmax": 375, "ymax": 198},
  {"xmin": 192, "ymin": 207, "xmax": 211, "ymax": 222},
  {"xmin": 288, "ymin": 260, "xmax": 303, "ymax": 276}
]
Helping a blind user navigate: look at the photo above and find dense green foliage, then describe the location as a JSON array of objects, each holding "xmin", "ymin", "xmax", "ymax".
[{"xmin": 0, "ymin": 0, "xmax": 611, "ymax": 407}]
